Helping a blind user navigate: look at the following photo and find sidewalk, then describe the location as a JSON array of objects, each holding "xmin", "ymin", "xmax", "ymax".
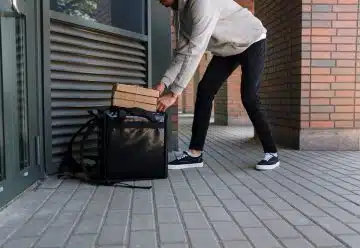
[{"xmin": 1, "ymin": 123, "xmax": 360, "ymax": 247}]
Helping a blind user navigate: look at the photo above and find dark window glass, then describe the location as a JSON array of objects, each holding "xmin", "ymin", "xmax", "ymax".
[{"xmin": 50, "ymin": 0, "xmax": 147, "ymax": 34}]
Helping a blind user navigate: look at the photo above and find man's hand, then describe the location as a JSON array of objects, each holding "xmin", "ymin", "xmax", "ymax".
[
  {"xmin": 153, "ymin": 82, "xmax": 166, "ymax": 95},
  {"xmin": 157, "ymin": 92, "xmax": 179, "ymax": 112}
]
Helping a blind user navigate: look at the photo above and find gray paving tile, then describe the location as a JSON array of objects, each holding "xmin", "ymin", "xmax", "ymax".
[
  {"xmin": 203, "ymin": 207, "xmax": 232, "ymax": 222},
  {"xmin": 212, "ymin": 221, "xmax": 246, "ymax": 241},
  {"xmin": 250, "ymin": 205, "xmax": 280, "ymax": 220},
  {"xmin": 187, "ymin": 229, "xmax": 220, "ymax": 248},
  {"xmin": 197, "ymin": 195, "xmax": 222, "ymax": 207},
  {"xmin": 131, "ymin": 214, "xmax": 155, "ymax": 230},
  {"xmin": 3, "ymin": 237, "xmax": 37, "ymax": 248},
  {"xmin": 313, "ymin": 216, "xmax": 357, "ymax": 235},
  {"xmin": 178, "ymin": 201, "xmax": 200, "ymax": 212},
  {"xmin": 65, "ymin": 234, "xmax": 96, "ymax": 248},
  {"xmin": 157, "ymin": 208, "xmax": 181, "ymax": 223},
  {"xmin": 161, "ymin": 244, "xmax": 189, "ymax": 248},
  {"xmin": 281, "ymin": 238, "xmax": 315, "ymax": 248},
  {"xmin": 223, "ymin": 241, "xmax": 252, "ymax": 248},
  {"xmin": 297, "ymin": 225, "xmax": 343, "ymax": 247},
  {"xmin": 183, "ymin": 212, "xmax": 210, "ymax": 229},
  {"xmin": 338, "ymin": 234, "xmax": 360, "ymax": 248},
  {"xmin": 104, "ymin": 210, "xmax": 129, "ymax": 225},
  {"xmin": 74, "ymin": 214, "xmax": 103, "ymax": 234},
  {"xmin": 243, "ymin": 227, "xmax": 282, "ymax": 248},
  {"xmin": 159, "ymin": 224, "xmax": 187, "ymax": 243},
  {"xmin": 232, "ymin": 211, "xmax": 263, "ymax": 228},
  {"xmin": 263, "ymin": 219, "xmax": 301, "ymax": 238},
  {"xmin": 129, "ymin": 230, "xmax": 157, "ymax": 248},
  {"xmin": 279, "ymin": 210, "xmax": 313, "ymax": 226},
  {"xmin": 35, "ymin": 226, "xmax": 71, "ymax": 247},
  {"xmin": 97, "ymin": 225, "xmax": 128, "ymax": 246},
  {"xmin": 222, "ymin": 199, "xmax": 248, "ymax": 212}
]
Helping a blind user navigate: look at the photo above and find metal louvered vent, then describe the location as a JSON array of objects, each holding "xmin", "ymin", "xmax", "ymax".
[{"xmin": 50, "ymin": 19, "xmax": 148, "ymax": 166}]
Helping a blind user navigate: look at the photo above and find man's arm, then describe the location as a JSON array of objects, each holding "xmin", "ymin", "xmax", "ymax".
[{"xmin": 161, "ymin": 0, "xmax": 219, "ymax": 95}]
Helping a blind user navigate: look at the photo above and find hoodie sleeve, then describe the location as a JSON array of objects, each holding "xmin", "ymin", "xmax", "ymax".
[{"xmin": 161, "ymin": 0, "xmax": 219, "ymax": 95}]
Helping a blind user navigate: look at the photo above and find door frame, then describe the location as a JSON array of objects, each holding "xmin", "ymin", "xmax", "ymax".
[{"xmin": 0, "ymin": 0, "xmax": 44, "ymax": 207}]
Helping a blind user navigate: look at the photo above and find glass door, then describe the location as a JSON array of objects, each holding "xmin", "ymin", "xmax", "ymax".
[{"xmin": 0, "ymin": 0, "xmax": 42, "ymax": 207}]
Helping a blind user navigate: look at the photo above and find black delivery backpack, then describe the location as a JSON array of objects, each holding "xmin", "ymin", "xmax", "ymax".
[{"xmin": 58, "ymin": 106, "xmax": 168, "ymax": 188}]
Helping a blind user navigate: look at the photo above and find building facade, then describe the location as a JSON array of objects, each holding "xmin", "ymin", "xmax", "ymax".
[{"xmin": 0, "ymin": 0, "xmax": 173, "ymax": 208}]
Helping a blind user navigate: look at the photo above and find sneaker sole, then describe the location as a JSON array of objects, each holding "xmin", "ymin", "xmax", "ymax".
[
  {"xmin": 168, "ymin": 162, "xmax": 204, "ymax": 170},
  {"xmin": 256, "ymin": 161, "xmax": 280, "ymax": 171}
]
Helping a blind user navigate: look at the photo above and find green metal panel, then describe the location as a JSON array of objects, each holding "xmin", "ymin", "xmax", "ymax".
[{"xmin": 0, "ymin": 0, "xmax": 42, "ymax": 208}]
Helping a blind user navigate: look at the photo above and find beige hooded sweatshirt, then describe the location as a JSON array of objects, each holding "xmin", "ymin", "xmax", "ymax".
[{"xmin": 161, "ymin": 0, "xmax": 267, "ymax": 95}]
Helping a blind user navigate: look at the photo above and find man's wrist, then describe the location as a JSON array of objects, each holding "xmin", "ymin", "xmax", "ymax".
[{"xmin": 170, "ymin": 91, "xmax": 180, "ymax": 98}]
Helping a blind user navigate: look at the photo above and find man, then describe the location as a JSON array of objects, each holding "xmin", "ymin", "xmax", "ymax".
[{"xmin": 155, "ymin": 0, "xmax": 280, "ymax": 171}]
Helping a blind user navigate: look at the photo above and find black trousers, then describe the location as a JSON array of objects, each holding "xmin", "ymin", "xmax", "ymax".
[{"xmin": 189, "ymin": 38, "xmax": 277, "ymax": 153}]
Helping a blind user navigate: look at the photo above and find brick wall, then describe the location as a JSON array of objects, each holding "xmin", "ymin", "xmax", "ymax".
[
  {"xmin": 255, "ymin": 0, "xmax": 303, "ymax": 148},
  {"xmin": 257, "ymin": 0, "xmax": 360, "ymax": 150},
  {"xmin": 299, "ymin": 0, "xmax": 360, "ymax": 150}
]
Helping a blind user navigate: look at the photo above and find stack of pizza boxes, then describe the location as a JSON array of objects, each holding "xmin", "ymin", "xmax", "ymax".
[{"xmin": 112, "ymin": 84, "xmax": 160, "ymax": 112}]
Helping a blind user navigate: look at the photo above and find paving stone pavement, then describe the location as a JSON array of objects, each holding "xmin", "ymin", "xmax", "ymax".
[{"xmin": 1, "ymin": 123, "xmax": 360, "ymax": 248}]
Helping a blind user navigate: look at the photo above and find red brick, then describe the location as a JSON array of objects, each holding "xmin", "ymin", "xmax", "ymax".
[
  {"xmin": 302, "ymin": 28, "xmax": 311, "ymax": 36},
  {"xmin": 311, "ymin": 113, "xmax": 330, "ymax": 120},
  {"xmin": 301, "ymin": 121, "xmax": 310, "ymax": 128},
  {"xmin": 331, "ymin": 113, "xmax": 353, "ymax": 120},
  {"xmin": 333, "ymin": 21, "xmax": 357, "ymax": 28},
  {"xmin": 336, "ymin": 106, "xmax": 355, "ymax": 112},
  {"xmin": 311, "ymin": 106, "xmax": 335, "ymax": 112},
  {"xmin": 311, "ymin": 90, "xmax": 334, "ymax": 97},
  {"xmin": 335, "ymin": 121, "xmax": 354, "ymax": 128},
  {"xmin": 302, "ymin": 67, "xmax": 311, "ymax": 74},
  {"xmin": 312, "ymin": 75, "xmax": 335, "ymax": 83},
  {"xmin": 331, "ymin": 98, "xmax": 355, "ymax": 105},
  {"xmin": 311, "ymin": 98, "xmax": 330, "ymax": 105},
  {"xmin": 311, "ymin": 83, "xmax": 331, "ymax": 90},
  {"xmin": 310, "ymin": 121, "xmax": 334, "ymax": 128},
  {"xmin": 311, "ymin": 68, "xmax": 331, "ymax": 74},
  {"xmin": 333, "ymin": 5, "xmax": 358, "ymax": 12},
  {"xmin": 312, "ymin": 0, "xmax": 337, "ymax": 3},
  {"xmin": 312, "ymin": 44, "xmax": 336, "ymax": 51},
  {"xmin": 302, "ymin": 90, "xmax": 310, "ymax": 97},
  {"xmin": 312, "ymin": 37, "xmax": 331, "ymax": 44},
  {"xmin": 331, "ymin": 83, "xmax": 355, "ymax": 89},
  {"xmin": 332, "ymin": 37, "xmax": 357, "ymax": 44},
  {"xmin": 312, "ymin": 13, "xmax": 336, "ymax": 20},
  {"xmin": 311, "ymin": 28, "xmax": 337, "ymax": 36},
  {"xmin": 335, "ymin": 90, "xmax": 355, "ymax": 97},
  {"xmin": 302, "ymin": 60, "xmax": 311, "ymax": 67},
  {"xmin": 312, "ymin": 52, "xmax": 331, "ymax": 59},
  {"xmin": 336, "ymin": 44, "xmax": 356, "ymax": 52},
  {"xmin": 301, "ymin": 113, "xmax": 310, "ymax": 121},
  {"xmin": 331, "ymin": 68, "xmax": 356, "ymax": 75},
  {"xmin": 302, "ymin": 36, "xmax": 311, "ymax": 43},
  {"xmin": 336, "ymin": 76, "xmax": 356, "ymax": 82},
  {"xmin": 302, "ymin": 106, "xmax": 310, "ymax": 113},
  {"xmin": 337, "ymin": 60, "xmax": 356, "ymax": 67},
  {"xmin": 338, "ymin": 0, "xmax": 358, "ymax": 3},
  {"xmin": 331, "ymin": 52, "xmax": 356, "ymax": 59},
  {"xmin": 337, "ymin": 29, "xmax": 358, "ymax": 36},
  {"xmin": 356, "ymin": 106, "xmax": 360, "ymax": 112},
  {"xmin": 302, "ymin": 4, "xmax": 311, "ymax": 12},
  {"xmin": 337, "ymin": 13, "xmax": 358, "ymax": 20}
]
